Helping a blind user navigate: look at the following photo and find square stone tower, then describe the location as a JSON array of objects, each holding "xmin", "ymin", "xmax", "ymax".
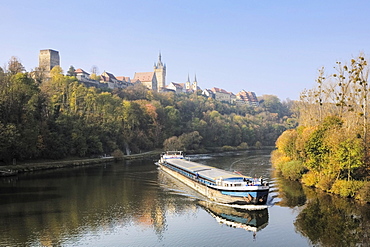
[
  {"xmin": 39, "ymin": 49, "xmax": 60, "ymax": 72},
  {"xmin": 154, "ymin": 53, "xmax": 166, "ymax": 91}
]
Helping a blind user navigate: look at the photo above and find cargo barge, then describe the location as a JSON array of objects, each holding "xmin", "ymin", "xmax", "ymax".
[{"xmin": 156, "ymin": 151, "xmax": 269, "ymax": 205}]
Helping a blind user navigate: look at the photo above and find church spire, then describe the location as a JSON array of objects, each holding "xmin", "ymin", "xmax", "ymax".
[
  {"xmin": 193, "ymin": 74, "xmax": 198, "ymax": 92},
  {"xmin": 154, "ymin": 52, "xmax": 166, "ymax": 91},
  {"xmin": 156, "ymin": 52, "xmax": 163, "ymax": 68},
  {"xmin": 186, "ymin": 74, "xmax": 191, "ymax": 90}
]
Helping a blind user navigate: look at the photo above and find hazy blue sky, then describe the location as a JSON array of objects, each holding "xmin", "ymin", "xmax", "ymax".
[{"xmin": 2, "ymin": 0, "xmax": 370, "ymax": 100}]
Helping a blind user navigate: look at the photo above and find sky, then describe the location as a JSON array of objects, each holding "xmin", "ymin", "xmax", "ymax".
[{"xmin": 1, "ymin": 0, "xmax": 370, "ymax": 100}]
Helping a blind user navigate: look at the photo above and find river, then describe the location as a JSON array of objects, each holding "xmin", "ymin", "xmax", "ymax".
[{"xmin": 0, "ymin": 150, "xmax": 369, "ymax": 246}]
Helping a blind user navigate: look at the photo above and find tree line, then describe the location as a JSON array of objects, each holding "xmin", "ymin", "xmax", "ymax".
[
  {"xmin": 272, "ymin": 54, "xmax": 370, "ymax": 202},
  {"xmin": 0, "ymin": 57, "xmax": 294, "ymax": 164}
]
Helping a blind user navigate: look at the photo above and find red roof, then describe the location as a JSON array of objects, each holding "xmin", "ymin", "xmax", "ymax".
[
  {"xmin": 75, "ymin": 68, "xmax": 88, "ymax": 74},
  {"xmin": 133, "ymin": 72, "xmax": 155, "ymax": 82},
  {"xmin": 211, "ymin": 87, "xmax": 229, "ymax": 94}
]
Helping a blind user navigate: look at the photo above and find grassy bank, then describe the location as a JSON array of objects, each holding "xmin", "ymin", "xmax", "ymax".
[
  {"xmin": 0, "ymin": 150, "xmax": 162, "ymax": 177},
  {"xmin": 0, "ymin": 147, "xmax": 270, "ymax": 178}
]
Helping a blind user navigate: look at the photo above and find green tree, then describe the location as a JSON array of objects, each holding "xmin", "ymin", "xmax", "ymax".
[{"xmin": 67, "ymin": 65, "xmax": 76, "ymax": 77}]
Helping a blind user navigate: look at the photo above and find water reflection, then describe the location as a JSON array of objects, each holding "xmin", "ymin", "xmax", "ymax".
[
  {"xmin": 2, "ymin": 151, "xmax": 370, "ymax": 246},
  {"xmin": 198, "ymin": 201, "xmax": 268, "ymax": 232},
  {"xmin": 158, "ymin": 166, "xmax": 269, "ymax": 235},
  {"xmin": 295, "ymin": 187, "xmax": 370, "ymax": 247},
  {"xmin": 274, "ymin": 170, "xmax": 370, "ymax": 247},
  {"xmin": 0, "ymin": 161, "xmax": 169, "ymax": 246},
  {"xmin": 272, "ymin": 170, "xmax": 307, "ymax": 207}
]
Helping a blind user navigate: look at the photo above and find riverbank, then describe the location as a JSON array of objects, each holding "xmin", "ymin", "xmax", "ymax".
[
  {"xmin": 0, "ymin": 147, "xmax": 274, "ymax": 177},
  {"xmin": 0, "ymin": 150, "xmax": 162, "ymax": 177}
]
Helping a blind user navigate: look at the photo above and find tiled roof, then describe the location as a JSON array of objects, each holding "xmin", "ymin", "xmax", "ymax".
[
  {"xmin": 169, "ymin": 82, "xmax": 183, "ymax": 89},
  {"xmin": 133, "ymin": 72, "xmax": 155, "ymax": 82},
  {"xmin": 211, "ymin": 87, "xmax": 229, "ymax": 94},
  {"xmin": 116, "ymin": 76, "xmax": 131, "ymax": 82},
  {"xmin": 236, "ymin": 90, "xmax": 258, "ymax": 102},
  {"xmin": 75, "ymin": 68, "xmax": 89, "ymax": 74},
  {"xmin": 103, "ymin": 71, "xmax": 116, "ymax": 80}
]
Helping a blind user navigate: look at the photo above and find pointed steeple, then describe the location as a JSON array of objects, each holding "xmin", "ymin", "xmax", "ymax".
[
  {"xmin": 186, "ymin": 74, "xmax": 191, "ymax": 90},
  {"xmin": 156, "ymin": 52, "xmax": 164, "ymax": 68},
  {"xmin": 154, "ymin": 52, "xmax": 166, "ymax": 91},
  {"xmin": 193, "ymin": 74, "xmax": 198, "ymax": 92}
]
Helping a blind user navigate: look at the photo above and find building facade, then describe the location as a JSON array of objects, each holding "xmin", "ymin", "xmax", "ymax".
[{"xmin": 133, "ymin": 72, "xmax": 158, "ymax": 91}]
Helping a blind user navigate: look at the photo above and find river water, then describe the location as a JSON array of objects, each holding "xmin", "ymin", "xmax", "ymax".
[{"xmin": 1, "ymin": 150, "xmax": 369, "ymax": 246}]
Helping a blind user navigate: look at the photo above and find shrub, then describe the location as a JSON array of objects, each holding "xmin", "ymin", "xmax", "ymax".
[
  {"xmin": 112, "ymin": 149, "xmax": 124, "ymax": 161},
  {"xmin": 316, "ymin": 174, "xmax": 335, "ymax": 192},
  {"xmin": 281, "ymin": 160, "xmax": 305, "ymax": 181},
  {"xmin": 221, "ymin": 145, "xmax": 237, "ymax": 151},
  {"xmin": 301, "ymin": 171, "xmax": 319, "ymax": 187},
  {"xmin": 270, "ymin": 149, "xmax": 291, "ymax": 171},
  {"xmin": 355, "ymin": 181, "xmax": 370, "ymax": 202},
  {"xmin": 330, "ymin": 179, "xmax": 363, "ymax": 198},
  {"xmin": 237, "ymin": 142, "xmax": 249, "ymax": 150},
  {"xmin": 255, "ymin": 141, "xmax": 262, "ymax": 149}
]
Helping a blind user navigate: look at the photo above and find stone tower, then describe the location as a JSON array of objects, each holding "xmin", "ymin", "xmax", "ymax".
[
  {"xmin": 39, "ymin": 49, "xmax": 60, "ymax": 75},
  {"xmin": 154, "ymin": 53, "xmax": 166, "ymax": 90}
]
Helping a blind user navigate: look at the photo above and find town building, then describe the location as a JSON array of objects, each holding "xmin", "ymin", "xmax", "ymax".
[
  {"xmin": 100, "ymin": 71, "xmax": 130, "ymax": 89},
  {"xmin": 236, "ymin": 90, "xmax": 259, "ymax": 106},
  {"xmin": 202, "ymin": 89, "xmax": 215, "ymax": 99},
  {"xmin": 37, "ymin": 49, "xmax": 260, "ymax": 106},
  {"xmin": 166, "ymin": 82, "xmax": 184, "ymax": 93},
  {"xmin": 75, "ymin": 68, "xmax": 130, "ymax": 89},
  {"xmin": 209, "ymin": 87, "xmax": 232, "ymax": 103},
  {"xmin": 133, "ymin": 72, "xmax": 157, "ymax": 91},
  {"xmin": 165, "ymin": 75, "xmax": 199, "ymax": 94}
]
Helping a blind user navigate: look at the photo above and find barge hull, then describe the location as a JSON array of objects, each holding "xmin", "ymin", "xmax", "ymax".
[{"xmin": 160, "ymin": 164, "xmax": 262, "ymax": 205}]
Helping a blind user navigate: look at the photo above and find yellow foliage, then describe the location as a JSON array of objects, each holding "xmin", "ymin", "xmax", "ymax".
[
  {"xmin": 316, "ymin": 174, "xmax": 335, "ymax": 191},
  {"xmin": 330, "ymin": 179, "xmax": 363, "ymax": 198},
  {"xmin": 354, "ymin": 181, "xmax": 370, "ymax": 202},
  {"xmin": 271, "ymin": 149, "xmax": 291, "ymax": 170},
  {"xmin": 275, "ymin": 129, "xmax": 296, "ymax": 150},
  {"xmin": 301, "ymin": 171, "xmax": 319, "ymax": 187}
]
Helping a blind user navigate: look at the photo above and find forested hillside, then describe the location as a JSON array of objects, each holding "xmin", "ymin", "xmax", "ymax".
[
  {"xmin": 0, "ymin": 57, "xmax": 294, "ymax": 164},
  {"xmin": 272, "ymin": 54, "xmax": 370, "ymax": 202}
]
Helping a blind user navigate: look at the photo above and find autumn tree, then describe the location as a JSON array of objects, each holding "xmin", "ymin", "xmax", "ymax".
[{"xmin": 7, "ymin": 56, "xmax": 25, "ymax": 75}]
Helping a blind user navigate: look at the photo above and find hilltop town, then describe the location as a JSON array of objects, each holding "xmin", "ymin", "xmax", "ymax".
[{"xmin": 38, "ymin": 49, "xmax": 259, "ymax": 106}]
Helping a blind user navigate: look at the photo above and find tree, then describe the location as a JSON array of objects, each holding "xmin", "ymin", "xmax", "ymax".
[
  {"xmin": 90, "ymin": 65, "xmax": 100, "ymax": 81},
  {"xmin": 7, "ymin": 56, "xmax": 25, "ymax": 75},
  {"xmin": 67, "ymin": 65, "xmax": 76, "ymax": 77}
]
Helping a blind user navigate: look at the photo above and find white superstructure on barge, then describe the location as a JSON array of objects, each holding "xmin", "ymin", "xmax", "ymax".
[{"xmin": 157, "ymin": 151, "xmax": 269, "ymax": 205}]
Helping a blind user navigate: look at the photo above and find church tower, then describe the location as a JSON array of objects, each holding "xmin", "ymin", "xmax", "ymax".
[
  {"xmin": 154, "ymin": 52, "xmax": 166, "ymax": 91},
  {"xmin": 192, "ymin": 74, "xmax": 198, "ymax": 92},
  {"xmin": 185, "ymin": 74, "xmax": 191, "ymax": 90}
]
